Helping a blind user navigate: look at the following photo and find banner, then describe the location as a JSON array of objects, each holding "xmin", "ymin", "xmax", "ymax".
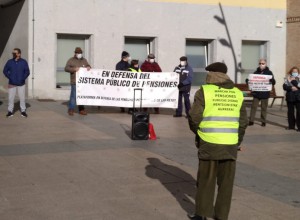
[
  {"xmin": 76, "ymin": 68, "xmax": 179, "ymax": 108},
  {"xmin": 248, "ymin": 74, "xmax": 272, "ymax": 91}
]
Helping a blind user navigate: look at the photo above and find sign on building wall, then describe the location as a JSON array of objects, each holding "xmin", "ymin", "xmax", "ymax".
[{"xmin": 76, "ymin": 68, "xmax": 179, "ymax": 108}]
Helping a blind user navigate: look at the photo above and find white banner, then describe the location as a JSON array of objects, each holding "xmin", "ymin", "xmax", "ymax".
[
  {"xmin": 76, "ymin": 68, "xmax": 179, "ymax": 108},
  {"xmin": 248, "ymin": 74, "xmax": 272, "ymax": 91}
]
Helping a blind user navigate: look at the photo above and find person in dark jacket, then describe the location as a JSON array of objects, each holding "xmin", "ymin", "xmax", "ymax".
[
  {"xmin": 173, "ymin": 56, "xmax": 193, "ymax": 117},
  {"xmin": 116, "ymin": 51, "xmax": 131, "ymax": 113},
  {"xmin": 116, "ymin": 51, "xmax": 130, "ymax": 71},
  {"xmin": 283, "ymin": 66, "xmax": 300, "ymax": 131},
  {"xmin": 141, "ymin": 53, "xmax": 162, "ymax": 114},
  {"xmin": 246, "ymin": 59, "xmax": 276, "ymax": 127},
  {"xmin": 188, "ymin": 62, "xmax": 248, "ymax": 220},
  {"xmin": 3, "ymin": 48, "xmax": 30, "ymax": 117}
]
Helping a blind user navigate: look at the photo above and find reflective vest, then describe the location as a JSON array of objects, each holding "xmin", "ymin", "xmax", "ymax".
[
  {"xmin": 128, "ymin": 68, "xmax": 141, "ymax": 72},
  {"xmin": 198, "ymin": 84, "xmax": 244, "ymax": 145}
]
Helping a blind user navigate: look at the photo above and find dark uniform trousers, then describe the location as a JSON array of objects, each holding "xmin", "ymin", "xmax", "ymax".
[
  {"xmin": 196, "ymin": 159, "xmax": 236, "ymax": 220},
  {"xmin": 249, "ymin": 98, "xmax": 268, "ymax": 123}
]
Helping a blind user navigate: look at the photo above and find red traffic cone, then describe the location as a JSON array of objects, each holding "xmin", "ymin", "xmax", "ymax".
[{"xmin": 148, "ymin": 123, "xmax": 157, "ymax": 140}]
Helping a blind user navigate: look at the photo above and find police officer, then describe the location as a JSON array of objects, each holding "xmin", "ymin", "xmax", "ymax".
[{"xmin": 188, "ymin": 62, "xmax": 248, "ymax": 220}]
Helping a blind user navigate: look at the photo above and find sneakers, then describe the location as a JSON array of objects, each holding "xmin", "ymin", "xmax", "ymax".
[
  {"xmin": 6, "ymin": 111, "xmax": 14, "ymax": 118},
  {"xmin": 6, "ymin": 111, "xmax": 27, "ymax": 118},
  {"xmin": 21, "ymin": 111, "xmax": 28, "ymax": 118},
  {"xmin": 173, "ymin": 114, "xmax": 182, "ymax": 117}
]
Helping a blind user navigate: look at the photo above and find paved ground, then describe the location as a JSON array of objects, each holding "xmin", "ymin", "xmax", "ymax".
[{"xmin": 0, "ymin": 99, "xmax": 299, "ymax": 220}]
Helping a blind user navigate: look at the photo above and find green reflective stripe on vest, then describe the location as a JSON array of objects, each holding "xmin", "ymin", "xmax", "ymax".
[
  {"xmin": 202, "ymin": 116, "xmax": 239, "ymax": 122},
  {"xmin": 199, "ymin": 128, "xmax": 239, "ymax": 133},
  {"xmin": 128, "ymin": 68, "xmax": 141, "ymax": 72},
  {"xmin": 198, "ymin": 84, "xmax": 244, "ymax": 145}
]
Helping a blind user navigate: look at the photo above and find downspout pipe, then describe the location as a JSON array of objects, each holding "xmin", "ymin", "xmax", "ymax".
[{"xmin": 31, "ymin": 0, "xmax": 35, "ymax": 98}]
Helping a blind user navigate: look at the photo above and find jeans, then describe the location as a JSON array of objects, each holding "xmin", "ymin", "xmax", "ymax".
[{"xmin": 69, "ymin": 84, "xmax": 84, "ymax": 111}]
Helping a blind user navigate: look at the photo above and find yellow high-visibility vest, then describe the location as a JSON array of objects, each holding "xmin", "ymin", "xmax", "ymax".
[
  {"xmin": 198, "ymin": 84, "xmax": 244, "ymax": 145},
  {"xmin": 128, "ymin": 68, "xmax": 141, "ymax": 72}
]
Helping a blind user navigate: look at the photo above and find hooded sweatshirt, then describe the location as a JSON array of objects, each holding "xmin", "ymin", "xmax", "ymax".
[{"xmin": 188, "ymin": 72, "xmax": 248, "ymax": 160}]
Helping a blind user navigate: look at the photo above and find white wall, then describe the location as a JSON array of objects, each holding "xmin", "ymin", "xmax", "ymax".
[{"xmin": 23, "ymin": 0, "xmax": 286, "ymax": 101}]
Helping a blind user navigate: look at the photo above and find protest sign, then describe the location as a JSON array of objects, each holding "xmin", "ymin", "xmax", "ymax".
[
  {"xmin": 248, "ymin": 74, "xmax": 272, "ymax": 91},
  {"xmin": 76, "ymin": 68, "xmax": 179, "ymax": 108}
]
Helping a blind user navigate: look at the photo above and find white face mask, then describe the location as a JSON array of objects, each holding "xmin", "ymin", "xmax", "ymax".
[
  {"xmin": 291, "ymin": 72, "xmax": 299, "ymax": 77},
  {"xmin": 149, "ymin": 59, "xmax": 155, "ymax": 63},
  {"xmin": 180, "ymin": 61, "xmax": 186, "ymax": 66},
  {"xmin": 76, "ymin": 54, "xmax": 83, "ymax": 59}
]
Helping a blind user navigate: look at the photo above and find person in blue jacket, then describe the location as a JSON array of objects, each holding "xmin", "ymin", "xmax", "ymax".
[
  {"xmin": 3, "ymin": 48, "xmax": 30, "ymax": 117},
  {"xmin": 173, "ymin": 56, "xmax": 193, "ymax": 117}
]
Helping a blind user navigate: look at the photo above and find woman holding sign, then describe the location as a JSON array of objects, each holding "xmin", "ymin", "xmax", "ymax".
[
  {"xmin": 283, "ymin": 66, "xmax": 300, "ymax": 131},
  {"xmin": 246, "ymin": 59, "xmax": 276, "ymax": 127}
]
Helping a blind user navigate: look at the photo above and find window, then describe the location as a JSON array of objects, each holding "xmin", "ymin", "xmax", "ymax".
[
  {"xmin": 124, "ymin": 37, "xmax": 155, "ymax": 65},
  {"xmin": 241, "ymin": 41, "xmax": 267, "ymax": 82},
  {"xmin": 186, "ymin": 40, "xmax": 211, "ymax": 86},
  {"xmin": 56, "ymin": 34, "xmax": 90, "ymax": 87}
]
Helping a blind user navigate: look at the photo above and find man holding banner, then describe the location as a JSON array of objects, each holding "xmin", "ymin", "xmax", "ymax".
[
  {"xmin": 246, "ymin": 58, "xmax": 276, "ymax": 127},
  {"xmin": 116, "ymin": 51, "xmax": 131, "ymax": 113},
  {"xmin": 141, "ymin": 53, "xmax": 162, "ymax": 114},
  {"xmin": 173, "ymin": 56, "xmax": 193, "ymax": 118},
  {"xmin": 65, "ymin": 47, "xmax": 91, "ymax": 116}
]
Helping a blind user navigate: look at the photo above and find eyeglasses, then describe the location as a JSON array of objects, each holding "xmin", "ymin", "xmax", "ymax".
[{"xmin": 259, "ymin": 63, "xmax": 266, "ymax": 65}]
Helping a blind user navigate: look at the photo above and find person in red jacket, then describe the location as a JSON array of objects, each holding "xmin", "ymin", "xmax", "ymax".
[
  {"xmin": 140, "ymin": 54, "xmax": 162, "ymax": 114},
  {"xmin": 141, "ymin": 53, "xmax": 162, "ymax": 72}
]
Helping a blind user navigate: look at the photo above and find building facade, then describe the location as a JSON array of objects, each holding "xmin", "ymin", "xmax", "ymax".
[
  {"xmin": 287, "ymin": 0, "xmax": 300, "ymax": 72},
  {"xmin": 0, "ymin": 0, "xmax": 287, "ymax": 101}
]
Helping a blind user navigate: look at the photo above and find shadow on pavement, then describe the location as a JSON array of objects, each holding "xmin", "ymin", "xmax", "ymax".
[{"xmin": 145, "ymin": 157, "xmax": 196, "ymax": 214}]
